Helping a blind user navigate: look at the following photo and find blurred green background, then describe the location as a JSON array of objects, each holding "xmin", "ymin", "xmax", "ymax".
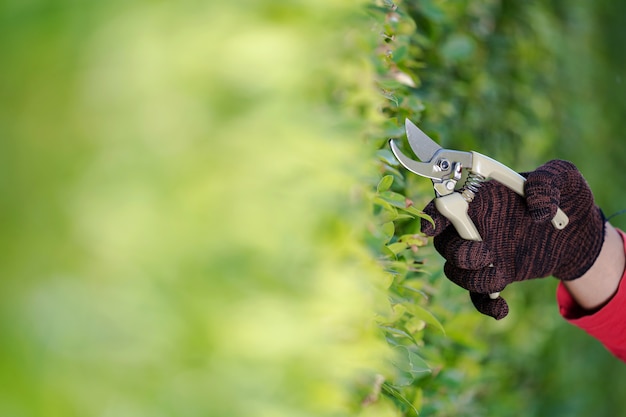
[
  {"xmin": 0, "ymin": 1, "xmax": 392, "ymax": 416},
  {"xmin": 1, "ymin": 0, "xmax": 625, "ymax": 416}
]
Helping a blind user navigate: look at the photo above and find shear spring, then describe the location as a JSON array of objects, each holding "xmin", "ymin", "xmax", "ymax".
[{"xmin": 460, "ymin": 172, "xmax": 486, "ymax": 203}]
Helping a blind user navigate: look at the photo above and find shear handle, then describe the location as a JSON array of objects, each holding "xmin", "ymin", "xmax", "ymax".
[
  {"xmin": 433, "ymin": 193, "xmax": 496, "ymax": 300},
  {"xmin": 471, "ymin": 152, "xmax": 569, "ymax": 230}
]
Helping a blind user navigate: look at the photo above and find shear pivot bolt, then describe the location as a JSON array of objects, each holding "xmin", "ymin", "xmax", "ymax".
[{"xmin": 437, "ymin": 159, "xmax": 450, "ymax": 171}]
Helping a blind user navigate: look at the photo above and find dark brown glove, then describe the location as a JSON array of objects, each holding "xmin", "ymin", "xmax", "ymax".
[{"xmin": 421, "ymin": 160, "xmax": 606, "ymax": 319}]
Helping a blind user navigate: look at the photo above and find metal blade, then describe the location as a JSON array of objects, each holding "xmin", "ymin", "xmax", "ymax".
[
  {"xmin": 405, "ymin": 118, "xmax": 442, "ymax": 162},
  {"xmin": 388, "ymin": 139, "xmax": 441, "ymax": 180}
]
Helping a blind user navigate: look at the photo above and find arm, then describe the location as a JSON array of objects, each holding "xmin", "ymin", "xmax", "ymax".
[
  {"xmin": 557, "ymin": 225, "xmax": 626, "ymax": 361},
  {"xmin": 562, "ymin": 223, "xmax": 625, "ymax": 311}
]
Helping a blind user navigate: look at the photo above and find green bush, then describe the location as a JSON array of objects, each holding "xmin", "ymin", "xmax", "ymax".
[{"xmin": 368, "ymin": 1, "xmax": 626, "ymax": 416}]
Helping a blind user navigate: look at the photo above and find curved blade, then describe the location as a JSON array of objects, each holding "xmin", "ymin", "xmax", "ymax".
[
  {"xmin": 405, "ymin": 118, "xmax": 441, "ymax": 162},
  {"xmin": 388, "ymin": 139, "xmax": 440, "ymax": 180}
]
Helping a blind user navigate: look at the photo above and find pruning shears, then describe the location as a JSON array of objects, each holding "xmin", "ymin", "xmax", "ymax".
[{"xmin": 389, "ymin": 119, "xmax": 569, "ymax": 299}]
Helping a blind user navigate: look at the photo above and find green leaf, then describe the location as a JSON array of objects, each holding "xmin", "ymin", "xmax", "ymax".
[
  {"xmin": 381, "ymin": 245, "xmax": 396, "ymax": 260},
  {"xmin": 379, "ymin": 190, "xmax": 408, "ymax": 208},
  {"xmin": 398, "ymin": 234, "xmax": 428, "ymax": 247},
  {"xmin": 377, "ymin": 175, "xmax": 394, "ymax": 193},
  {"xmin": 392, "ymin": 45, "xmax": 408, "ymax": 63},
  {"xmin": 381, "ymin": 221, "xmax": 395, "ymax": 242},
  {"xmin": 405, "ymin": 304, "xmax": 446, "ymax": 335},
  {"xmin": 390, "ymin": 303, "xmax": 408, "ymax": 321},
  {"xmin": 373, "ymin": 196, "xmax": 396, "ymax": 213},
  {"xmin": 389, "ymin": 346, "xmax": 431, "ymax": 389},
  {"xmin": 373, "ymin": 197, "xmax": 399, "ymax": 223},
  {"xmin": 405, "ymin": 317, "xmax": 426, "ymax": 334},
  {"xmin": 382, "ymin": 382, "xmax": 419, "ymax": 416},
  {"xmin": 382, "ymin": 383, "xmax": 421, "ymax": 416},
  {"xmin": 377, "ymin": 148, "xmax": 400, "ymax": 166},
  {"xmin": 386, "ymin": 241, "xmax": 407, "ymax": 255},
  {"xmin": 395, "ymin": 213, "xmax": 416, "ymax": 221},
  {"xmin": 402, "ymin": 206, "xmax": 435, "ymax": 226},
  {"xmin": 378, "ymin": 78, "xmax": 405, "ymax": 90},
  {"xmin": 404, "ymin": 347, "xmax": 431, "ymax": 375},
  {"xmin": 379, "ymin": 325, "xmax": 414, "ymax": 341}
]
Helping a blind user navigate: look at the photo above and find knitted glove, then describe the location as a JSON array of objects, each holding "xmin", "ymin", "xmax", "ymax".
[{"xmin": 421, "ymin": 160, "xmax": 606, "ymax": 319}]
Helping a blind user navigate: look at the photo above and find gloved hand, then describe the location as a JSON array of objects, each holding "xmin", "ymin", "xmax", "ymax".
[{"xmin": 421, "ymin": 160, "xmax": 606, "ymax": 319}]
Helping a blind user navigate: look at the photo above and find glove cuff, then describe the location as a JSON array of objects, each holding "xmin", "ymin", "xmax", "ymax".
[{"xmin": 555, "ymin": 207, "xmax": 606, "ymax": 280}]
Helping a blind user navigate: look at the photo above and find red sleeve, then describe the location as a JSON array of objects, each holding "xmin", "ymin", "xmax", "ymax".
[{"xmin": 557, "ymin": 229, "xmax": 626, "ymax": 362}]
